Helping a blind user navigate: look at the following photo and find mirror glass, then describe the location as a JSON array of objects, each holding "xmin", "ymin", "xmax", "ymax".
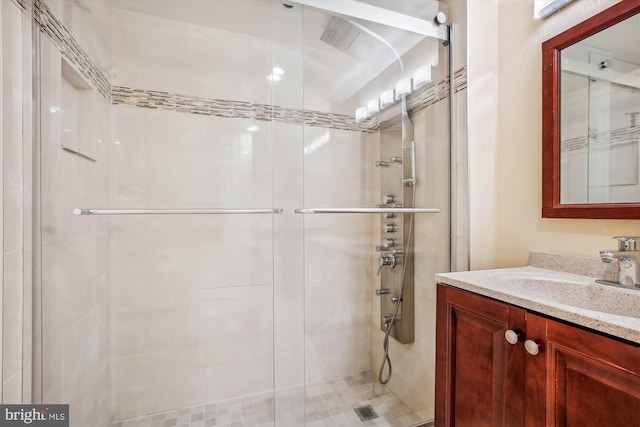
[{"xmin": 559, "ymin": 14, "xmax": 640, "ymax": 204}]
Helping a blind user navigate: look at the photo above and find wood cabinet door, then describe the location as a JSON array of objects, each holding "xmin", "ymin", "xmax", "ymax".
[
  {"xmin": 526, "ymin": 313, "xmax": 640, "ymax": 427},
  {"xmin": 435, "ymin": 285, "xmax": 526, "ymax": 427}
]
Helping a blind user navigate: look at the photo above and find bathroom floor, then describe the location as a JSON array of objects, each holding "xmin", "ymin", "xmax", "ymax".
[{"xmin": 110, "ymin": 372, "xmax": 429, "ymax": 427}]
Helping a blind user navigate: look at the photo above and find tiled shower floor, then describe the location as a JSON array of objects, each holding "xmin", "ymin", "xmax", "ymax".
[{"xmin": 110, "ymin": 372, "xmax": 430, "ymax": 427}]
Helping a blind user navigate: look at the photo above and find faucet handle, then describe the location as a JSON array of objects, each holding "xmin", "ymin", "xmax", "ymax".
[
  {"xmin": 377, "ymin": 253, "xmax": 396, "ymax": 275},
  {"xmin": 613, "ymin": 236, "xmax": 640, "ymax": 251}
]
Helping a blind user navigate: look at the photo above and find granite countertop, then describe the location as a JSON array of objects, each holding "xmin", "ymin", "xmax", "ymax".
[{"xmin": 435, "ymin": 251, "xmax": 640, "ymax": 345}]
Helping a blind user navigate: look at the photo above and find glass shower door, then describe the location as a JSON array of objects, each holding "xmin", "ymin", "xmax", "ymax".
[
  {"xmin": 33, "ymin": 1, "xmax": 450, "ymax": 426},
  {"xmin": 35, "ymin": 1, "xmax": 305, "ymax": 425},
  {"xmin": 296, "ymin": 1, "xmax": 449, "ymax": 425},
  {"xmin": 272, "ymin": 2, "xmax": 306, "ymax": 426}
]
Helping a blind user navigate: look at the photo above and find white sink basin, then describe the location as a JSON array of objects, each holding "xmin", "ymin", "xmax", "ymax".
[{"xmin": 491, "ymin": 269, "xmax": 640, "ymax": 318}]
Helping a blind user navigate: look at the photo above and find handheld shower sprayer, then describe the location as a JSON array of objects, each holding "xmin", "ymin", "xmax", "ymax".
[{"xmin": 409, "ymin": 140, "xmax": 417, "ymax": 186}]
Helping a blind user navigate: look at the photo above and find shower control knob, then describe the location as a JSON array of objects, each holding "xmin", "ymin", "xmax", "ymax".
[
  {"xmin": 383, "ymin": 224, "xmax": 396, "ymax": 233},
  {"xmin": 383, "ymin": 238, "xmax": 396, "ymax": 248},
  {"xmin": 377, "ymin": 254, "xmax": 396, "ymax": 275},
  {"xmin": 383, "ymin": 194, "xmax": 395, "ymax": 204},
  {"xmin": 375, "ymin": 288, "xmax": 390, "ymax": 296}
]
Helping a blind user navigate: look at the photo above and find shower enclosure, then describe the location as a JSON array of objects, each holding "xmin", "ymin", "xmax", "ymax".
[{"xmin": 30, "ymin": 0, "xmax": 458, "ymax": 425}]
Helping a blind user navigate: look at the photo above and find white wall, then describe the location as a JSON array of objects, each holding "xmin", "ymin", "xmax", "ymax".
[{"xmin": 468, "ymin": 0, "xmax": 640, "ymax": 270}]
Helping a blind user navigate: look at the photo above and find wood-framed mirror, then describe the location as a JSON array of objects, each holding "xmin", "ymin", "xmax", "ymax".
[{"xmin": 542, "ymin": 0, "xmax": 640, "ymax": 219}]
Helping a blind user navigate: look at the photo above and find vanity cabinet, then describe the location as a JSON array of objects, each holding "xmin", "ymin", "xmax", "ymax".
[
  {"xmin": 525, "ymin": 311, "xmax": 640, "ymax": 427},
  {"xmin": 434, "ymin": 284, "xmax": 526, "ymax": 427},
  {"xmin": 435, "ymin": 284, "xmax": 640, "ymax": 427}
]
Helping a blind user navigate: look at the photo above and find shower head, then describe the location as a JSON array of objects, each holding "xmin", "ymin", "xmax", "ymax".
[
  {"xmin": 320, "ymin": 17, "xmax": 378, "ymax": 61},
  {"xmin": 320, "ymin": 16, "xmax": 405, "ymax": 73}
]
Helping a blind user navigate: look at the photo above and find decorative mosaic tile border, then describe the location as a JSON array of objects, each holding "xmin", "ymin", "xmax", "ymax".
[
  {"xmin": 561, "ymin": 126, "xmax": 640, "ymax": 152},
  {"xmin": 13, "ymin": 0, "xmax": 30, "ymax": 12},
  {"xmin": 112, "ymin": 66, "xmax": 467, "ymax": 133},
  {"xmin": 34, "ymin": 0, "xmax": 467, "ymax": 133},
  {"xmin": 34, "ymin": 0, "xmax": 112, "ymax": 101},
  {"xmin": 408, "ymin": 66, "xmax": 467, "ymax": 116},
  {"xmin": 111, "ymin": 86, "xmax": 379, "ymax": 133}
]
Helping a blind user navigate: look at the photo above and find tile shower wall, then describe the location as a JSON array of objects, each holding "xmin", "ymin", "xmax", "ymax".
[
  {"xmin": 109, "ymin": 9, "xmax": 275, "ymax": 420},
  {"xmin": 303, "ymin": 126, "xmax": 377, "ymax": 383},
  {"xmin": 364, "ymin": 0, "xmax": 468, "ymax": 419},
  {"xmin": 1, "ymin": 0, "xmax": 32, "ymax": 404},
  {"xmin": 38, "ymin": 1, "xmax": 112, "ymax": 425},
  {"xmin": 33, "ymin": 2, "xmax": 466, "ymax": 425},
  {"xmin": 368, "ymin": 100, "xmax": 451, "ymax": 421},
  {"xmin": 110, "ymin": 7, "xmax": 374, "ymax": 420},
  {"xmin": 109, "ymin": 108, "xmax": 276, "ymax": 419}
]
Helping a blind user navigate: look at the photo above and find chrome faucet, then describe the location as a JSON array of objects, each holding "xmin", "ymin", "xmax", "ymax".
[
  {"xmin": 599, "ymin": 236, "xmax": 640, "ymax": 288},
  {"xmin": 377, "ymin": 253, "xmax": 396, "ymax": 275}
]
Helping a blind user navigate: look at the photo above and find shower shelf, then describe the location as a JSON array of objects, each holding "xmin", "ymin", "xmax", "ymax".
[
  {"xmin": 73, "ymin": 208, "xmax": 284, "ymax": 215},
  {"xmin": 294, "ymin": 208, "xmax": 441, "ymax": 214}
]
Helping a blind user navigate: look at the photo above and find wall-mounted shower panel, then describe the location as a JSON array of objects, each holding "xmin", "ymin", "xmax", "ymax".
[{"xmin": 377, "ymin": 117, "xmax": 414, "ymax": 344}]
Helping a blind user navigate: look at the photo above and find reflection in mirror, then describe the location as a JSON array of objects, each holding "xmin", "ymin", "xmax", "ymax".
[{"xmin": 560, "ymin": 13, "xmax": 640, "ymax": 204}]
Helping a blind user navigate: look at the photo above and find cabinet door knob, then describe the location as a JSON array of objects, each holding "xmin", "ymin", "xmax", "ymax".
[
  {"xmin": 524, "ymin": 339, "xmax": 543, "ymax": 356},
  {"xmin": 505, "ymin": 329, "xmax": 524, "ymax": 345}
]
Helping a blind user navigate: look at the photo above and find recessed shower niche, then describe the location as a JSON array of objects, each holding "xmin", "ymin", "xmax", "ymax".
[{"xmin": 60, "ymin": 57, "xmax": 97, "ymax": 161}]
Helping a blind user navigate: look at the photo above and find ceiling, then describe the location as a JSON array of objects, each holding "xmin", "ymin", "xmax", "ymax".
[
  {"xmin": 109, "ymin": 0, "xmax": 440, "ymax": 107},
  {"xmin": 110, "ymin": 0, "xmax": 435, "ymax": 40}
]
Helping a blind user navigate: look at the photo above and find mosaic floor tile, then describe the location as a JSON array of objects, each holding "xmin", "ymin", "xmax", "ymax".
[{"xmin": 110, "ymin": 373, "xmax": 429, "ymax": 427}]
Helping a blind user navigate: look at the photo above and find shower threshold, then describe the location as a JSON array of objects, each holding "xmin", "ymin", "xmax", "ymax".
[{"xmin": 110, "ymin": 372, "xmax": 426, "ymax": 427}]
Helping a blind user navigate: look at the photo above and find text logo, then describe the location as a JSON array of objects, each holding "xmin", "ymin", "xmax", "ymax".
[{"xmin": 0, "ymin": 405, "xmax": 68, "ymax": 426}]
